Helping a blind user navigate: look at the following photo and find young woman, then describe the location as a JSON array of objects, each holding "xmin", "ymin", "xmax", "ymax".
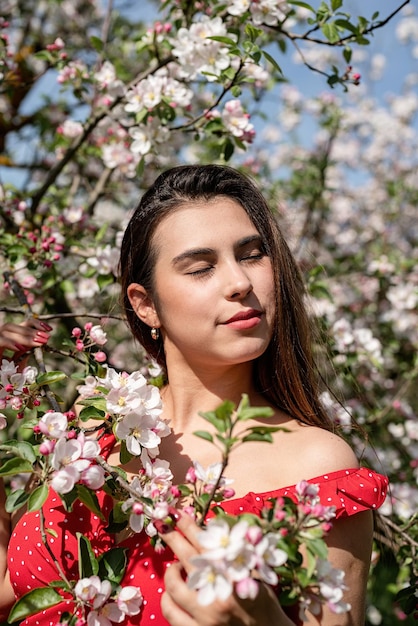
[{"xmin": 3, "ymin": 164, "xmax": 387, "ymax": 625}]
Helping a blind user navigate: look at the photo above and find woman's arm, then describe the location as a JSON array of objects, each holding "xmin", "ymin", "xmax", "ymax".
[{"xmin": 0, "ymin": 481, "xmax": 16, "ymax": 620}]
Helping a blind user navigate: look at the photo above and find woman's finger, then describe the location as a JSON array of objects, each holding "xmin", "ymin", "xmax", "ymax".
[
  {"xmin": 161, "ymin": 562, "xmax": 198, "ymax": 626},
  {"xmin": 0, "ymin": 321, "xmax": 51, "ymax": 351},
  {"xmin": 157, "ymin": 510, "xmax": 205, "ymax": 572}
]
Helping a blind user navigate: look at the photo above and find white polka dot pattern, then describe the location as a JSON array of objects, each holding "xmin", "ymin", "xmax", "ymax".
[{"xmin": 7, "ymin": 431, "xmax": 389, "ymax": 625}]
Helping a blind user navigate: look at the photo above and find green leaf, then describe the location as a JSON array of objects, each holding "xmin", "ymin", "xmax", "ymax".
[
  {"xmin": 76, "ymin": 484, "xmax": 106, "ymax": 520},
  {"xmin": 244, "ymin": 23, "xmax": 263, "ymax": 42},
  {"xmin": 104, "ymin": 507, "xmax": 128, "ymax": 534},
  {"xmin": 193, "ymin": 430, "xmax": 214, "ymax": 443},
  {"xmin": 95, "ymin": 222, "xmax": 109, "ymax": 242},
  {"xmin": 331, "ymin": 0, "xmax": 342, "ymax": 11},
  {"xmin": 78, "ymin": 405, "xmax": 106, "ymax": 422},
  {"xmin": 286, "ymin": 0, "xmax": 315, "ymax": 12},
  {"xmin": 208, "ymin": 35, "xmax": 237, "ymax": 46},
  {"xmin": 27, "ymin": 483, "xmax": 49, "ymax": 512},
  {"xmin": 36, "ymin": 371, "xmax": 67, "ymax": 386},
  {"xmin": 236, "ymin": 395, "xmax": 274, "ymax": 421},
  {"xmin": 5, "ymin": 489, "xmax": 30, "ymax": 514},
  {"xmin": 0, "ymin": 457, "xmax": 34, "ymax": 476},
  {"xmin": 321, "ymin": 22, "xmax": 341, "ymax": 43},
  {"xmin": 0, "ymin": 440, "xmax": 37, "ymax": 463},
  {"xmin": 90, "ymin": 35, "xmax": 104, "ymax": 52},
  {"xmin": 230, "ymin": 85, "xmax": 242, "ymax": 98},
  {"xmin": 77, "ymin": 396, "xmax": 107, "ymax": 412},
  {"xmin": 223, "ymin": 138, "xmax": 235, "ymax": 161},
  {"xmin": 199, "ymin": 400, "xmax": 235, "ymax": 432},
  {"xmin": 59, "ymin": 488, "xmax": 79, "ymax": 512},
  {"xmin": 262, "ymin": 50, "xmax": 283, "ymax": 74},
  {"xmin": 335, "ymin": 19, "xmax": 357, "ymax": 34},
  {"xmin": 98, "ymin": 547, "xmax": 128, "ymax": 584},
  {"xmin": 77, "ymin": 533, "xmax": 99, "ymax": 578},
  {"xmin": 8, "ymin": 587, "xmax": 62, "ymax": 622},
  {"xmin": 307, "ymin": 537, "xmax": 328, "ymax": 560},
  {"xmin": 343, "ymin": 45, "xmax": 352, "ymax": 63},
  {"xmin": 119, "ymin": 440, "xmax": 134, "ymax": 465},
  {"xmin": 97, "ymin": 273, "xmax": 114, "ymax": 290}
]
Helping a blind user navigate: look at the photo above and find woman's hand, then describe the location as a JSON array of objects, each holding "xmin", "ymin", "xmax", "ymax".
[
  {"xmin": 0, "ymin": 319, "xmax": 52, "ymax": 360},
  {"xmin": 159, "ymin": 512, "xmax": 294, "ymax": 626}
]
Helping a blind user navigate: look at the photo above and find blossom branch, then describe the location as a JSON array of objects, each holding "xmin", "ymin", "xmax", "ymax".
[
  {"xmin": 29, "ymin": 56, "xmax": 174, "ymax": 215},
  {"xmin": 271, "ymin": 0, "xmax": 411, "ymax": 47}
]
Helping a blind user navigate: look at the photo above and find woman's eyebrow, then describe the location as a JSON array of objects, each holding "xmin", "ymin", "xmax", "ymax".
[
  {"xmin": 171, "ymin": 235, "xmax": 262, "ymax": 266},
  {"xmin": 171, "ymin": 247, "xmax": 215, "ymax": 266},
  {"xmin": 235, "ymin": 234, "xmax": 262, "ymax": 249}
]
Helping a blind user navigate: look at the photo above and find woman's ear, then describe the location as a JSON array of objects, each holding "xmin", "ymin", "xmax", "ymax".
[{"xmin": 127, "ymin": 283, "xmax": 160, "ymax": 329}]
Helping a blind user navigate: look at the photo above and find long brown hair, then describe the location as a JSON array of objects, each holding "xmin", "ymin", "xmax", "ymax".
[{"xmin": 119, "ymin": 164, "xmax": 333, "ymax": 430}]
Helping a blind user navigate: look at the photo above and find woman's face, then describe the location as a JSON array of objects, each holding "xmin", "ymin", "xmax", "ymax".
[{"xmin": 130, "ymin": 196, "xmax": 276, "ymax": 372}]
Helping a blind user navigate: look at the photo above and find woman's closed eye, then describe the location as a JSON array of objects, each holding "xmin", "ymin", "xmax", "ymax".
[
  {"xmin": 187, "ymin": 265, "xmax": 215, "ymax": 278},
  {"xmin": 240, "ymin": 248, "xmax": 266, "ymax": 263}
]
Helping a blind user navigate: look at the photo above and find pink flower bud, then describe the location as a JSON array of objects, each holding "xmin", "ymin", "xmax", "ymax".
[
  {"xmin": 39, "ymin": 440, "xmax": 55, "ymax": 455},
  {"xmin": 84, "ymin": 322, "xmax": 93, "ymax": 331},
  {"xmin": 132, "ymin": 502, "xmax": 144, "ymax": 515},
  {"xmin": 185, "ymin": 467, "xmax": 197, "ymax": 484},
  {"xmin": 170, "ymin": 485, "xmax": 181, "ymax": 498},
  {"xmin": 274, "ymin": 509, "xmax": 286, "ymax": 522},
  {"xmin": 11, "ymin": 397, "xmax": 23, "ymax": 410},
  {"xmin": 246, "ymin": 525, "xmax": 263, "ymax": 545},
  {"xmin": 75, "ymin": 339, "xmax": 84, "ymax": 351},
  {"xmin": 222, "ymin": 488, "xmax": 235, "ymax": 499},
  {"xmin": 94, "ymin": 351, "xmax": 107, "ymax": 363},
  {"xmin": 67, "ymin": 430, "xmax": 77, "ymax": 439},
  {"xmin": 71, "ymin": 327, "xmax": 82, "ymax": 337},
  {"xmin": 279, "ymin": 528, "xmax": 289, "ymax": 537}
]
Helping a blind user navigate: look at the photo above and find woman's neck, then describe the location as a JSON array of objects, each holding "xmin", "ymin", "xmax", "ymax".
[{"xmin": 161, "ymin": 359, "xmax": 258, "ymax": 432}]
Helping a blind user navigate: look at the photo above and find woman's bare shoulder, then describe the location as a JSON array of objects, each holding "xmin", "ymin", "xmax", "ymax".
[{"xmin": 289, "ymin": 422, "xmax": 359, "ymax": 479}]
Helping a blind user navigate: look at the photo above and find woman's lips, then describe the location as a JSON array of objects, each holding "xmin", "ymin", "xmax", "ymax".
[{"xmin": 222, "ymin": 310, "xmax": 263, "ymax": 330}]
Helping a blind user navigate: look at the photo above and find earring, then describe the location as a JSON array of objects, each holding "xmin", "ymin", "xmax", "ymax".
[{"xmin": 151, "ymin": 327, "xmax": 160, "ymax": 341}]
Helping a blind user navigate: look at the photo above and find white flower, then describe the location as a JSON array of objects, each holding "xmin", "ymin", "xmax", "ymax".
[
  {"xmin": 115, "ymin": 413, "xmax": 162, "ymax": 456},
  {"xmin": 51, "ymin": 465, "xmax": 81, "ymax": 494},
  {"xmin": 129, "ymin": 120, "xmax": 170, "ymax": 156},
  {"xmin": 227, "ymin": 0, "xmax": 250, "ymax": 17},
  {"xmin": 89, "ymin": 324, "xmax": 108, "ymax": 346},
  {"xmin": 59, "ymin": 120, "xmax": 83, "ymax": 138},
  {"xmin": 75, "ymin": 576, "xmax": 112, "ymax": 608},
  {"xmin": 187, "ymin": 557, "xmax": 232, "ymax": 605},
  {"xmin": 76, "ymin": 375, "xmax": 100, "ymax": 398},
  {"xmin": 116, "ymin": 586, "xmax": 143, "ymax": 616},
  {"xmin": 87, "ymin": 246, "xmax": 120, "ymax": 277},
  {"xmin": 250, "ymin": 0, "xmax": 288, "ymax": 26},
  {"xmin": 222, "ymin": 100, "xmax": 254, "ymax": 139},
  {"xmin": 38, "ymin": 412, "xmax": 68, "ymax": 439},
  {"xmin": 193, "ymin": 460, "xmax": 233, "ymax": 488},
  {"xmin": 317, "ymin": 559, "xmax": 351, "ymax": 614},
  {"xmin": 0, "ymin": 413, "xmax": 7, "ymax": 429},
  {"xmin": 253, "ymin": 533, "xmax": 288, "ymax": 585},
  {"xmin": 171, "ymin": 16, "xmax": 233, "ymax": 81},
  {"xmin": 82, "ymin": 465, "xmax": 105, "ymax": 490}
]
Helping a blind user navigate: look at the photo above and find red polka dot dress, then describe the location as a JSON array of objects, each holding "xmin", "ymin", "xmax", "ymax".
[{"xmin": 8, "ymin": 432, "xmax": 388, "ymax": 625}]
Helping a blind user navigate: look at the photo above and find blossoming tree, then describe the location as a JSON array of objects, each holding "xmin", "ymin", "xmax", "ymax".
[{"xmin": 0, "ymin": 0, "xmax": 417, "ymax": 624}]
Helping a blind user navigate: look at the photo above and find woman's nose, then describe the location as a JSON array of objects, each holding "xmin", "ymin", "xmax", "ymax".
[{"xmin": 224, "ymin": 263, "xmax": 253, "ymax": 300}]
